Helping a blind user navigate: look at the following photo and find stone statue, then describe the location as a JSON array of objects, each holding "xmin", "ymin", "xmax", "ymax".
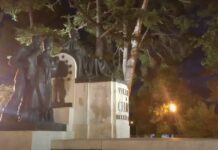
[
  {"xmin": 62, "ymin": 29, "xmax": 113, "ymax": 79},
  {"xmin": 53, "ymin": 77, "xmax": 66, "ymax": 104},
  {"xmin": 2, "ymin": 35, "xmax": 59, "ymax": 123},
  {"xmin": 53, "ymin": 60, "xmax": 68, "ymax": 105},
  {"xmin": 2, "ymin": 35, "xmax": 44, "ymax": 122},
  {"xmin": 94, "ymin": 58, "xmax": 112, "ymax": 77},
  {"xmin": 62, "ymin": 30, "xmax": 89, "ymax": 78},
  {"xmin": 36, "ymin": 36, "xmax": 57, "ymax": 121}
]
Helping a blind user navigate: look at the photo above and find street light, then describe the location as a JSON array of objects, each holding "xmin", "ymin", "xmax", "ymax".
[
  {"xmin": 168, "ymin": 102, "xmax": 178, "ymax": 136},
  {"xmin": 169, "ymin": 102, "xmax": 177, "ymax": 113},
  {"xmin": 130, "ymin": 120, "xmax": 134, "ymax": 125}
]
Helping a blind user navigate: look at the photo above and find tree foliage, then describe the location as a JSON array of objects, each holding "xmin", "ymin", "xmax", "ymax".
[
  {"xmin": 178, "ymin": 102, "xmax": 218, "ymax": 137},
  {"xmin": 0, "ymin": 0, "xmax": 49, "ymax": 21}
]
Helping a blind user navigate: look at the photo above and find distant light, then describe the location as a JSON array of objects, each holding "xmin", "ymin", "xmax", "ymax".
[
  {"xmin": 130, "ymin": 121, "xmax": 134, "ymax": 125},
  {"xmin": 7, "ymin": 56, "xmax": 12, "ymax": 60},
  {"xmin": 169, "ymin": 103, "xmax": 177, "ymax": 113}
]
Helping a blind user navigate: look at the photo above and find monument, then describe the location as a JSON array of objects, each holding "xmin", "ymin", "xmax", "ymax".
[
  {"xmin": 0, "ymin": 30, "xmax": 130, "ymax": 149},
  {"xmin": 0, "ymin": 35, "xmax": 65, "ymax": 130},
  {"xmin": 53, "ymin": 30, "xmax": 130, "ymax": 138}
]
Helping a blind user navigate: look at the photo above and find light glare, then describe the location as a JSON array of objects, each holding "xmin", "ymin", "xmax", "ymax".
[{"xmin": 169, "ymin": 103, "xmax": 177, "ymax": 113}]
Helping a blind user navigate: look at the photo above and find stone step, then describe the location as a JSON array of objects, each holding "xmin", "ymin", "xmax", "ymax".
[
  {"xmin": 0, "ymin": 121, "xmax": 66, "ymax": 131},
  {"xmin": 0, "ymin": 131, "xmax": 73, "ymax": 150},
  {"xmin": 51, "ymin": 138, "xmax": 218, "ymax": 150}
]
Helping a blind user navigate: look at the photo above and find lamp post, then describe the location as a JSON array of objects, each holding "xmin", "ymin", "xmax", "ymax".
[{"xmin": 168, "ymin": 102, "xmax": 177, "ymax": 137}]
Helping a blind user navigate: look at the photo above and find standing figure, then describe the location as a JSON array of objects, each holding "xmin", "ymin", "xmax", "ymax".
[
  {"xmin": 2, "ymin": 35, "xmax": 44, "ymax": 122},
  {"xmin": 36, "ymin": 36, "xmax": 57, "ymax": 121},
  {"xmin": 53, "ymin": 60, "xmax": 68, "ymax": 105},
  {"xmin": 53, "ymin": 77, "xmax": 66, "ymax": 104},
  {"xmin": 62, "ymin": 30, "xmax": 89, "ymax": 78},
  {"xmin": 21, "ymin": 36, "xmax": 44, "ymax": 122}
]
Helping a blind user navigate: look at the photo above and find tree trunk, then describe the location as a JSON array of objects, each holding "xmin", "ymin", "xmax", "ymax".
[
  {"xmin": 95, "ymin": 0, "xmax": 103, "ymax": 58},
  {"xmin": 28, "ymin": 8, "xmax": 33, "ymax": 29},
  {"xmin": 125, "ymin": 0, "xmax": 149, "ymax": 95},
  {"xmin": 123, "ymin": 22, "xmax": 130, "ymax": 80}
]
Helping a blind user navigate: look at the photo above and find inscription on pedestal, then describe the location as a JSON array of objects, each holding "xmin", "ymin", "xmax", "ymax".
[{"xmin": 115, "ymin": 82, "xmax": 130, "ymax": 138}]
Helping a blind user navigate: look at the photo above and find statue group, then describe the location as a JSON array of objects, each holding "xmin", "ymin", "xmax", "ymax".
[
  {"xmin": 1, "ymin": 35, "xmax": 57, "ymax": 123},
  {"xmin": 1, "ymin": 29, "xmax": 113, "ymax": 124}
]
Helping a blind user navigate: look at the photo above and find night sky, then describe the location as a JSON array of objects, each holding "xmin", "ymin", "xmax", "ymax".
[{"xmin": 180, "ymin": 49, "xmax": 211, "ymax": 99}]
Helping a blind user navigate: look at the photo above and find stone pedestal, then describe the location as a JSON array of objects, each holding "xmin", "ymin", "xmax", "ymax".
[
  {"xmin": 53, "ymin": 107, "xmax": 74, "ymax": 131},
  {"xmin": 73, "ymin": 82, "xmax": 89, "ymax": 138},
  {"xmin": 74, "ymin": 81, "xmax": 130, "ymax": 139},
  {"xmin": 53, "ymin": 80, "xmax": 130, "ymax": 139},
  {"xmin": 52, "ymin": 53, "xmax": 130, "ymax": 138}
]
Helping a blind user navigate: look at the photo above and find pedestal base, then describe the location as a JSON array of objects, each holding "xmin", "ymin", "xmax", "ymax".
[
  {"xmin": 52, "ymin": 102, "xmax": 72, "ymax": 108},
  {"xmin": 53, "ymin": 107, "xmax": 74, "ymax": 131},
  {"xmin": 0, "ymin": 131, "xmax": 73, "ymax": 150},
  {"xmin": 0, "ymin": 121, "xmax": 66, "ymax": 131}
]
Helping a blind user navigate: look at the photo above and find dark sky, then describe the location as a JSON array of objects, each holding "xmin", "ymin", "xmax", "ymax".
[
  {"xmin": 131, "ymin": 49, "xmax": 213, "ymax": 100},
  {"xmin": 180, "ymin": 49, "xmax": 211, "ymax": 99},
  {"xmin": 0, "ymin": 15, "xmax": 16, "ymax": 84}
]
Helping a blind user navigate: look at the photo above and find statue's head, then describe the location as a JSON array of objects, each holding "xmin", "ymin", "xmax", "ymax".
[
  {"xmin": 44, "ymin": 36, "xmax": 53, "ymax": 53},
  {"xmin": 32, "ymin": 35, "xmax": 43, "ymax": 46},
  {"xmin": 32, "ymin": 35, "xmax": 44, "ymax": 52}
]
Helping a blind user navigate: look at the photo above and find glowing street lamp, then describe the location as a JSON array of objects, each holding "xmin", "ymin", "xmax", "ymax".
[{"xmin": 169, "ymin": 102, "xmax": 177, "ymax": 113}]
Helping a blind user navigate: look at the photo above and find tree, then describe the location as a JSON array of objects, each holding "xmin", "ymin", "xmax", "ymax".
[
  {"xmin": 0, "ymin": 0, "xmax": 50, "ymax": 28},
  {"xmin": 66, "ymin": 0, "xmax": 193, "ymax": 92},
  {"xmin": 177, "ymin": 102, "xmax": 218, "ymax": 137},
  {"xmin": 130, "ymin": 65, "xmax": 204, "ymax": 136},
  {"xmin": 68, "ymin": 0, "xmax": 118, "ymax": 58},
  {"xmin": 181, "ymin": 0, "xmax": 218, "ymax": 72},
  {"xmin": 0, "ymin": 0, "xmax": 65, "ymax": 53},
  {"xmin": 129, "ymin": 0, "xmax": 218, "ymax": 137}
]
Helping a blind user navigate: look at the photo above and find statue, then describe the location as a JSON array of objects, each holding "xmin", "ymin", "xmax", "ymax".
[
  {"xmin": 62, "ymin": 29, "xmax": 113, "ymax": 79},
  {"xmin": 52, "ymin": 56, "xmax": 69, "ymax": 105},
  {"xmin": 53, "ymin": 60, "xmax": 68, "ymax": 105},
  {"xmin": 2, "ymin": 35, "xmax": 44, "ymax": 122},
  {"xmin": 0, "ymin": 34, "xmax": 67, "ymax": 130},
  {"xmin": 53, "ymin": 77, "xmax": 66, "ymax": 104},
  {"xmin": 35, "ymin": 36, "xmax": 58, "ymax": 121},
  {"xmin": 62, "ymin": 30, "xmax": 89, "ymax": 78},
  {"xmin": 1, "ymin": 35, "xmax": 59, "ymax": 123},
  {"xmin": 94, "ymin": 58, "xmax": 112, "ymax": 77}
]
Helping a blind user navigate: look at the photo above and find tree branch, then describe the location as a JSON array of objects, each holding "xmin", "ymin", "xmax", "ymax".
[
  {"xmin": 151, "ymin": 32, "xmax": 179, "ymax": 37},
  {"xmin": 133, "ymin": 0, "xmax": 149, "ymax": 37},
  {"xmin": 138, "ymin": 28, "xmax": 149, "ymax": 49},
  {"xmin": 68, "ymin": 0, "xmax": 98, "ymax": 26},
  {"xmin": 100, "ymin": 23, "xmax": 117, "ymax": 38}
]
